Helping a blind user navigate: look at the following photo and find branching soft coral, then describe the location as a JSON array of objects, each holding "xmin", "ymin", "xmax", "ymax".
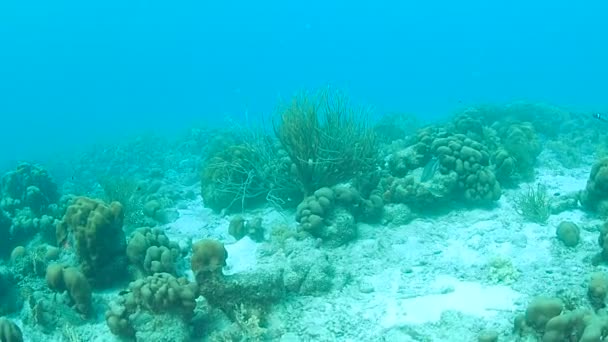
[
  {"xmin": 200, "ymin": 145, "xmax": 265, "ymax": 212},
  {"xmin": 514, "ymin": 183, "xmax": 551, "ymax": 224},
  {"xmin": 274, "ymin": 89, "xmax": 378, "ymax": 195}
]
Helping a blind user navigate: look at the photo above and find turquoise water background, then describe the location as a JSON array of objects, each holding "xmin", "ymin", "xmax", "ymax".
[{"xmin": 1, "ymin": 0, "xmax": 606, "ymax": 164}]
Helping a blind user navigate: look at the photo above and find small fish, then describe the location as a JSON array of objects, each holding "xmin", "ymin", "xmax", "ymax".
[
  {"xmin": 421, "ymin": 157, "xmax": 440, "ymax": 182},
  {"xmin": 593, "ymin": 113, "xmax": 608, "ymax": 123}
]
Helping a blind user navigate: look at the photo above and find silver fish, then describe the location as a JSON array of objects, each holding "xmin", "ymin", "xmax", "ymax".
[{"xmin": 420, "ymin": 156, "xmax": 439, "ymax": 182}]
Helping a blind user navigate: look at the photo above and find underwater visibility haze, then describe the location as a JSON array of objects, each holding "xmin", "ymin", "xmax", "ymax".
[
  {"xmin": 1, "ymin": 0, "xmax": 608, "ymax": 165},
  {"xmin": 1, "ymin": 1, "xmax": 608, "ymax": 341}
]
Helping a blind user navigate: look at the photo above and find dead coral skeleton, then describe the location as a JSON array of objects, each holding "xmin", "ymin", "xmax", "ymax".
[{"xmin": 234, "ymin": 303, "xmax": 266, "ymax": 341}]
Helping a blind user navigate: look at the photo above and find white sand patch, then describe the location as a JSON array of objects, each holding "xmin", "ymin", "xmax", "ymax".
[
  {"xmin": 442, "ymin": 239, "xmax": 481, "ymax": 266},
  {"xmin": 162, "ymin": 200, "xmax": 236, "ymax": 246},
  {"xmin": 382, "ymin": 275, "xmax": 521, "ymax": 327},
  {"xmin": 166, "ymin": 201, "xmax": 214, "ymax": 237},
  {"xmin": 536, "ymin": 168, "xmax": 587, "ymax": 194},
  {"xmin": 224, "ymin": 236, "xmax": 259, "ymax": 275},
  {"xmin": 169, "ymin": 211, "xmax": 208, "ymax": 236}
]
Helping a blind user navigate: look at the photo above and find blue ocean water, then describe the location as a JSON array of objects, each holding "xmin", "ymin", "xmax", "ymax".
[{"xmin": 1, "ymin": 0, "xmax": 607, "ymax": 166}]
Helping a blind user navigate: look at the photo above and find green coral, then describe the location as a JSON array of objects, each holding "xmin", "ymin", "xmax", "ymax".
[
  {"xmin": 273, "ymin": 89, "xmax": 378, "ymax": 195},
  {"xmin": 200, "ymin": 144, "xmax": 265, "ymax": 213},
  {"xmin": 98, "ymin": 175, "xmax": 147, "ymax": 228},
  {"xmin": 513, "ymin": 183, "xmax": 551, "ymax": 224},
  {"xmin": 199, "ymin": 89, "xmax": 380, "ymax": 213},
  {"xmin": 200, "ymin": 132, "xmax": 300, "ymax": 213}
]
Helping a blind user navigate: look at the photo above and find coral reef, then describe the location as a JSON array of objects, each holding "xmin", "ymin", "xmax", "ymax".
[
  {"xmin": 588, "ymin": 272, "xmax": 608, "ymax": 310},
  {"xmin": 282, "ymin": 244, "xmax": 335, "ymax": 295},
  {"xmin": 0, "ymin": 163, "xmax": 63, "ymax": 257},
  {"xmin": 130, "ymin": 273, "xmax": 198, "ymax": 315},
  {"xmin": 0, "ymin": 209, "xmax": 12, "ymax": 258},
  {"xmin": 580, "ymin": 158, "xmax": 608, "ymax": 216},
  {"xmin": 432, "ymin": 133, "xmax": 502, "ymax": 203},
  {"xmin": 198, "ymin": 90, "xmax": 380, "ymax": 214},
  {"xmin": 228, "ymin": 216, "xmax": 264, "ymax": 242},
  {"xmin": 45, "ymin": 264, "xmax": 92, "ymax": 316},
  {"xmin": 99, "ymin": 174, "xmax": 187, "ymax": 229},
  {"xmin": 593, "ymin": 221, "xmax": 608, "ymax": 265},
  {"xmin": 514, "ymin": 183, "xmax": 552, "ymax": 224},
  {"xmin": 200, "ymin": 145, "xmax": 266, "ymax": 213},
  {"xmin": 0, "ymin": 267, "xmax": 22, "ymax": 316},
  {"xmin": 556, "ymin": 221, "xmax": 580, "ymax": 247},
  {"xmin": 191, "ymin": 239, "xmax": 228, "ymax": 284},
  {"xmin": 0, "ymin": 162, "xmax": 59, "ymax": 215},
  {"xmin": 105, "ymin": 272, "xmax": 199, "ymax": 339},
  {"xmin": 495, "ymin": 122, "xmax": 541, "ymax": 181},
  {"xmin": 198, "ymin": 265, "xmax": 285, "ymax": 321},
  {"xmin": 383, "ymin": 130, "xmax": 501, "ymax": 209},
  {"xmin": 515, "ymin": 296, "xmax": 608, "ymax": 341},
  {"xmin": 2, "ymin": 94, "xmax": 605, "ymax": 341},
  {"xmin": 274, "ymin": 89, "xmax": 378, "ymax": 195},
  {"xmin": 126, "ymin": 227, "xmax": 182, "ymax": 277},
  {"xmin": 295, "ymin": 187, "xmax": 357, "ymax": 246},
  {"xmin": 200, "ymin": 132, "xmax": 301, "ymax": 213},
  {"xmin": 55, "ymin": 197, "xmax": 127, "ymax": 287}
]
